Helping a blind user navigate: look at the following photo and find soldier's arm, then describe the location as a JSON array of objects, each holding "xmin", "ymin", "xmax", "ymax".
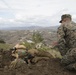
[
  {"xmin": 57, "ymin": 25, "xmax": 66, "ymax": 55},
  {"xmin": 57, "ymin": 25, "xmax": 65, "ymax": 39}
]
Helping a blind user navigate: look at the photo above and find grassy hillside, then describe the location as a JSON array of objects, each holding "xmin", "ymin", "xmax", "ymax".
[{"xmin": 0, "ymin": 43, "xmax": 10, "ymax": 50}]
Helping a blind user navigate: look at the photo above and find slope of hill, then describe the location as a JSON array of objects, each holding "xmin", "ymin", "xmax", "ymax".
[{"xmin": 0, "ymin": 26, "xmax": 58, "ymax": 46}]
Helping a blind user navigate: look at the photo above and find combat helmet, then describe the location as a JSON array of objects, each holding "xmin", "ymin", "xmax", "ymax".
[{"xmin": 59, "ymin": 14, "xmax": 72, "ymax": 23}]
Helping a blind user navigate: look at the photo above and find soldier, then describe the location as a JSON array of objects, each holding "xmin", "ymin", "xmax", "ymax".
[
  {"xmin": 24, "ymin": 49, "xmax": 53, "ymax": 64},
  {"xmin": 57, "ymin": 14, "xmax": 76, "ymax": 70}
]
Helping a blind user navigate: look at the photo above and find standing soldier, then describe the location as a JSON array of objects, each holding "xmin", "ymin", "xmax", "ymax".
[{"xmin": 57, "ymin": 14, "xmax": 76, "ymax": 70}]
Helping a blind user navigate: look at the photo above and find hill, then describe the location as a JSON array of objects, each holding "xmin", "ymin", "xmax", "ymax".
[
  {"xmin": 0, "ymin": 26, "xmax": 58, "ymax": 30},
  {"xmin": 0, "ymin": 26, "xmax": 58, "ymax": 46}
]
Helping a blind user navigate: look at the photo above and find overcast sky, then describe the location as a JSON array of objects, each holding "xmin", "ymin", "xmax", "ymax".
[{"xmin": 0, "ymin": 0, "xmax": 76, "ymax": 27}]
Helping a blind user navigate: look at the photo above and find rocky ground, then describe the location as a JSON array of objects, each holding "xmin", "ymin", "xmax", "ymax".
[{"xmin": 0, "ymin": 58, "xmax": 76, "ymax": 75}]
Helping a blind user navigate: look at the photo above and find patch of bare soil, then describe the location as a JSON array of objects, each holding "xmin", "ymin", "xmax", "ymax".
[{"xmin": 0, "ymin": 58, "xmax": 76, "ymax": 75}]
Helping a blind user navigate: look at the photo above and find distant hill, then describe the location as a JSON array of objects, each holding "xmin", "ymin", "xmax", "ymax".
[{"xmin": 0, "ymin": 26, "xmax": 59, "ymax": 30}]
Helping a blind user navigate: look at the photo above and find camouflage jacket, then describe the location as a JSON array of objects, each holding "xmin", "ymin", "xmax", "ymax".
[{"xmin": 57, "ymin": 21, "xmax": 76, "ymax": 55}]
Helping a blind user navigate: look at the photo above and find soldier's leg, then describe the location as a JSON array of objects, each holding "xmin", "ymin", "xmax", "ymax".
[
  {"xmin": 66, "ymin": 62, "xmax": 76, "ymax": 71},
  {"xmin": 32, "ymin": 56, "xmax": 49, "ymax": 63},
  {"xmin": 61, "ymin": 48, "xmax": 76, "ymax": 70},
  {"xmin": 37, "ymin": 51, "xmax": 53, "ymax": 58},
  {"xmin": 61, "ymin": 48, "xmax": 76, "ymax": 65}
]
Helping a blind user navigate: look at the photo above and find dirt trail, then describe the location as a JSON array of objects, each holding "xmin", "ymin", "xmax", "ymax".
[{"xmin": 0, "ymin": 58, "xmax": 76, "ymax": 75}]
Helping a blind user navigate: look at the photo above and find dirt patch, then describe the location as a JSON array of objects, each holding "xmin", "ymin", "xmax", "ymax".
[{"xmin": 0, "ymin": 58, "xmax": 76, "ymax": 75}]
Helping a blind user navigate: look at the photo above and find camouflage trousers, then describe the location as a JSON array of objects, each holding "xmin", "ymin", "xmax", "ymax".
[
  {"xmin": 32, "ymin": 51, "xmax": 53, "ymax": 63},
  {"xmin": 61, "ymin": 48, "xmax": 76, "ymax": 70}
]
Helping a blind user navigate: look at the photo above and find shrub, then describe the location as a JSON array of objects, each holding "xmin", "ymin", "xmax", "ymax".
[
  {"xmin": 0, "ymin": 39, "xmax": 6, "ymax": 43},
  {"xmin": 32, "ymin": 32, "xmax": 44, "ymax": 43}
]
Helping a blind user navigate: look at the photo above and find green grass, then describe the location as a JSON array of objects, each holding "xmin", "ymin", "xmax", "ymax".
[{"xmin": 0, "ymin": 43, "xmax": 10, "ymax": 50}]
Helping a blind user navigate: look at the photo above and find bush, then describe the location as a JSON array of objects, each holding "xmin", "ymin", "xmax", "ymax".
[
  {"xmin": 0, "ymin": 39, "xmax": 6, "ymax": 43},
  {"xmin": 32, "ymin": 32, "xmax": 44, "ymax": 43}
]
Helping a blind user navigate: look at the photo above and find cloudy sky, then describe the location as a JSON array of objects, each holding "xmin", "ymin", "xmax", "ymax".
[{"xmin": 0, "ymin": 0, "xmax": 76, "ymax": 27}]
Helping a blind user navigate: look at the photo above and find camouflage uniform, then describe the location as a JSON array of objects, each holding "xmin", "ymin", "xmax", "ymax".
[
  {"xmin": 28, "ymin": 49, "xmax": 53, "ymax": 63},
  {"xmin": 57, "ymin": 14, "xmax": 76, "ymax": 70},
  {"xmin": 61, "ymin": 48, "xmax": 76, "ymax": 70},
  {"xmin": 57, "ymin": 21, "xmax": 76, "ymax": 55}
]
